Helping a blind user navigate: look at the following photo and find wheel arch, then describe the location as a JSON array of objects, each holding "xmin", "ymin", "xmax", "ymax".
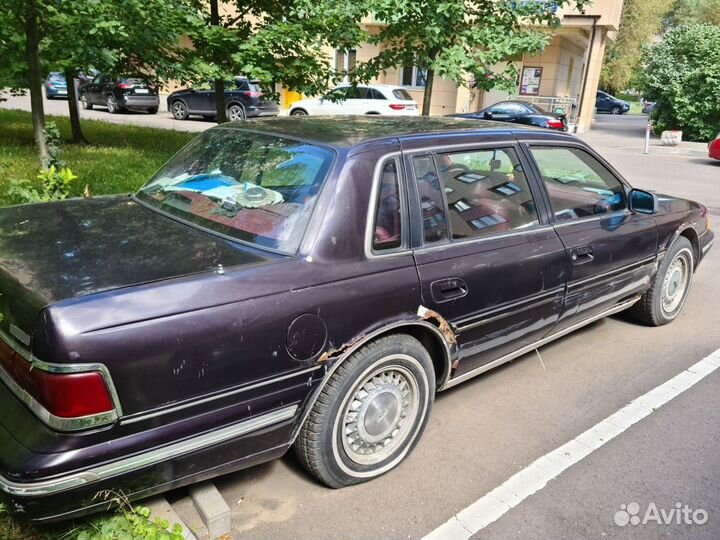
[
  {"xmin": 290, "ymin": 319, "xmax": 454, "ymax": 443},
  {"xmin": 678, "ymin": 226, "xmax": 700, "ymax": 269},
  {"xmin": 290, "ymin": 107, "xmax": 308, "ymax": 115}
]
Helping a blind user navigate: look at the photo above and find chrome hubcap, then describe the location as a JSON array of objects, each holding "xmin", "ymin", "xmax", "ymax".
[
  {"xmin": 341, "ymin": 364, "xmax": 419, "ymax": 466},
  {"xmin": 662, "ymin": 253, "xmax": 690, "ymax": 313}
]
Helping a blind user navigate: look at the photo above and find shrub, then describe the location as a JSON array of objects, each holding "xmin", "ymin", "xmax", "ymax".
[{"xmin": 640, "ymin": 24, "xmax": 720, "ymax": 141}]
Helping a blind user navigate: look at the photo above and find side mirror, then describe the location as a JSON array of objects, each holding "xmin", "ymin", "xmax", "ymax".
[
  {"xmin": 629, "ymin": 188, "xmax": 657, "ymax": 214},
  {"xmin": 483, "ymin": 111, "xmax": 493, "ymax": 120}
]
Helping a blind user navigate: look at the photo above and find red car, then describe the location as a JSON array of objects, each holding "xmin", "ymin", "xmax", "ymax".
[{"xmin": 709, "ymin": 133, "xmax": 720, "ymax": 160}]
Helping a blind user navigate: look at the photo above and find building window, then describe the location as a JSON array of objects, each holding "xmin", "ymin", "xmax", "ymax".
[
  {"xmin": 401, "ymin": 65, "xmax": 427, "ymax": 88},
  {"xmin": 335, "ymin": 50, "xmax": 357, "ymax": 82}
]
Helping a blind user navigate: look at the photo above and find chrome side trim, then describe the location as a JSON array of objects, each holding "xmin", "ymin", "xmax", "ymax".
[
  {"xmin": 0, "ymin": 405, "xmax": 298, "ymax": 497},
  {"xmin": 566, "ymin": 256, "xmax": 656, "ymax": 290},
  {"xmin": 440, "ymin": 296, "xmax": 641, "ymax": 390},
  {"xmin": 0, "ymin": 328, "xmax": 124, "ymax": 430},
  {"xmin": 455, "ymin": 288, "xmax": 564, "ymax": 333},
  {"xmin": 412, "ymin": 225, "xmax": 555, "ymax": 255},
  {"xmin": 702, "ymin": 239, "xmax": 713, "ymax": 255},
  {"xmin": 121, "ymin": 366, "xmax": 321, "ymax": 425},
  {"xmin": 552, "ymin": 209, "xmax": 630, "ymax": 228}
]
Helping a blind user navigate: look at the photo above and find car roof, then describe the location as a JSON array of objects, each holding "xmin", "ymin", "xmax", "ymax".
[{"xmin": 215, "ymin": 116, "xmax": 566, "ymax": 149}]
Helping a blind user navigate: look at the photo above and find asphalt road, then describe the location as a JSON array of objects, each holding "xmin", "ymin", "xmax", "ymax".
[{"xmin": 165, "ymin": 115, "xmax": 719, "ymax": 539}]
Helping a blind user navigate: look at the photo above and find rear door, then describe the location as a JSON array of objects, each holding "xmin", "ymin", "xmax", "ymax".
[
  {"xmin": 408, "ymin": 141, "xmax": 568, "ymax": 381},
  {"xmin": 522, "ymin": 142, "xmax": 657, "ymax": 329}
]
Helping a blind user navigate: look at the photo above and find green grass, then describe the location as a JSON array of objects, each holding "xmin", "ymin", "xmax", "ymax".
[{"xmin": 0, "ymin": 109, "xmax": 195, "ymax": 206}]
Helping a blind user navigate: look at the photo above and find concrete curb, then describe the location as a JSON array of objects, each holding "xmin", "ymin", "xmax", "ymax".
[
  {"xmin": 145, "ymin": 495, "xmax": 198, "ymax": 540},
  {"xmin": 189, "ymin": 482, "xmax": 232, "ymax": 539}
]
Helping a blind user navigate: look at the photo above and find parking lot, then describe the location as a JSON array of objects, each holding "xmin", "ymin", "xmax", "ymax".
[
  {"xmin": 1, "ymin": 95, "xmax": 717, "ymax": 539},
  {"xmin": 150, "ymin": 116, "xmax": 716, "ymax": 539}
]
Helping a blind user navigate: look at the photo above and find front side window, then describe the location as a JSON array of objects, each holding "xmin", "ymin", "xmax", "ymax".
[
  {"xmin": 437, "ymin": 148, "xmax": 539, "ymax": 240},
  {"xmin": 529, "ymin": 146, "xmax": 627, "ymax": 221},
  {"xmin": 137, "ymin": 130, "xmax": 334, "ymax": 253},
  {"xmin": 372, "ymin": 159, "xmax": 403, "ymax": 251}
]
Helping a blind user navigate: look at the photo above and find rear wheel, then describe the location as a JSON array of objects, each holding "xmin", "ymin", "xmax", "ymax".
[
  {"xmin": 294, "ymin": 334, "xmax": 434, "ymax": 487},
  {"xmin": 291, "ymin": 109, "xmax": 308, "ymax": 116},
  {"xmin": 610, "ymin": 105, "xmax": 622, "ymax": 115},
  {"xmin": 80, "ymin": 93, "xmax": 92, "ymax": 110},
  {"xmin": 227, "ymin": 104, "xmax": 246, "ymax": 121},
  {"xmin": 106, "ymin": 94, "xmax": 120, "ymax": 114},
  {"xmin": 171, "ymin": 100, "xmax": 188, "ymax": 120},
  {"xmin": 627, "ymin": 236, "xmax": 694, "ymax": 326}
]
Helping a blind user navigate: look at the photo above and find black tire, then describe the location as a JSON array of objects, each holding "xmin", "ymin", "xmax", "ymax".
[
  {"xmin": 106, "ymin": 94, "xmax": 120, "ymax": 114},
  {"xmin": 170, "ymin": 100, "xmax": 188, "ymax": 120},
  {"xmin": 80, "ymin": 93, "xmax": 92, "ymax": 110},
  {"xmin": 294, "ymin": 334, "xmax": 435, "ymax": 488},
  {"xmin": 627, "ymin": 236, "xmax": 694, "ymax": 326},
  {"xmin": 290, "ymin": 108, "xmax": 308, "ymax": 116},
  {"xmin": 610, "ymin": 105, "xmax": 621, "ymax": 115},
  {"xmin": 147, "ymin": 107, "xmax": 158, "ymax": 114},
  {"xmin": 226, "ymin": 103, "xmax": 246, "ymax": 121}
]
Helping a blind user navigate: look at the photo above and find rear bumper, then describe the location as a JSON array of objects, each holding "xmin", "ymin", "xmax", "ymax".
[
  {"xmin": 118, "ymin": 95, "xmax": 160, "ymax": 109},
  {"xmin": 247, "ymin": 105, "xmax": 280, "ymax": 118},
  {"xmin": 0, "ymin": 405, "xmax": 297, "ymax": 522}
]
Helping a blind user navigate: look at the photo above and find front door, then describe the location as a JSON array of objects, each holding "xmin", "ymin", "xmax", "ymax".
[
  {"xmin": 523, "ymin": 143, "xmax": 658, "ymax": 329},
  {"xmin": 409, "ymin": 143, "xmax": 568, "ymax": 380}
]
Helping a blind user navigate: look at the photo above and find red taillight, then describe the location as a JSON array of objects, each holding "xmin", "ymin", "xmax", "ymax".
[
  {"xmin": 118, "ymin": 83, "xmax": 133, "ymax": 89},
  {"xmin": 243, "ymin": 91, "xmax": 262, "ymax": 97},
  {"xmin": 546, "ymin": 118, "xmax": 564, "ymax": 129},
  {"xmin": 389, "ymin": 103, "xmax": 406, "ymax": 110},
  {"xmin": 46, "ymin": 83, "xmax": 55, "ymax": 88},
  {"xmin": 0, "ymin": 339, "xmax": 114, "ymax": 419}
]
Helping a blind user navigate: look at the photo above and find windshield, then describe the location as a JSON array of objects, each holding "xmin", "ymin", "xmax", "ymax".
[{"xmin": 136, "ymin": 130, "xmax": 334, "ymax": 253}]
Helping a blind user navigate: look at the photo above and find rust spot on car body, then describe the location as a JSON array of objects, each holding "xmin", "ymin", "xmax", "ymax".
[{"xmin": 417, "ymin": 305, "xmax": 457, "ymax": 346}]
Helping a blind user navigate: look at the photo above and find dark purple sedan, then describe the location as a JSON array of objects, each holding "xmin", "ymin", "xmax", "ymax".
[{"xmin": 0, "ymin": 117, "xmax": 713, "ymax": 522}]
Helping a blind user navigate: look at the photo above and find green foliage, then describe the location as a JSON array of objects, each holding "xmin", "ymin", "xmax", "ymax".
[
  {"xmin": 74, "ymin": 501, "xmax": 183, "ymax": 540},
  {"xmin": 640, "ymin": 24, "xmax": 720, "ymax": 141},
  {"xmin": 0, "ymin": 109, "xmax": 194, "ymax": 207},
  {"xmin": 600, "ymin": 0, "xmax": 676, "ymax": 94},
  {"xmin": 666, "ymin": 0, "xmax": 720, "ymax": 27}
]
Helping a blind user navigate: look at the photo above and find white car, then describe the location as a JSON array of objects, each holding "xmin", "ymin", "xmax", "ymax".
[{"xmin": 289, "ymin": 84, "xmax": 419, "ymax": 116}]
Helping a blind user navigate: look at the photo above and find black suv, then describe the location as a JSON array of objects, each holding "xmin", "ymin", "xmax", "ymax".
[
  {"xmin": 79, "ymin": 74, "xmax": 160, "ymax": 114},
  {"xmin": 167, "ymin": 77, "xmax": 280, "ymax": 121}
]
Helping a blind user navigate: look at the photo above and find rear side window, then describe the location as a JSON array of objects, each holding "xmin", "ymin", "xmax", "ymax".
[
  {"xmin": 370, "ymin": 88, "xmax": 387, "ymax": 100},
  {"xmin": 413, "ymin": 156, "xmax": 448, "ymax": 244},
  {"xmin": 372, "ymin": 159, "xmax": 403, "ymax": 251},
  {"xmin": 529, "ymin": 146, "xmax": 627, "ymax": 221},
  {"xmin": 393, "ymin": 89, "xmax": 413, "ymax": 101},
  {"xmin": 437, "ymin": 148, "xmax": 539, "ymax": 240}
]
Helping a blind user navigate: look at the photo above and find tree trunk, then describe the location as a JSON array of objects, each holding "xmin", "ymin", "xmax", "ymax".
[
  {"xmin": 25, "ymin": 0, "xmax": 49, "ymax": 167},
  {"xmin": 421, "ymin": 68, "xmax": 435, "ymax": 116},
  {"xmin": 65, "ymin": 67, "xmax": 87, "ymax": 144},
  {"xmin": 210, "ymin": 0, "xmax": 227, "ymax": 123}
]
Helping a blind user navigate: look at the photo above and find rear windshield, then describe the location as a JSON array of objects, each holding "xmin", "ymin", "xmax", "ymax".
[
  {"xmin": 136, "ymin": 130, "xmax": 334, "ymax": 253},
  {"xmin": 392, "ymin": 89, "xmax": 413, "ymax": 101},
  {"xmin": 120, "ymin": 76, "xmax": 150, "ymax": 85},
  {"xmin": 48, "ymin": 73, "xmax": 65, "ymax": 82}
]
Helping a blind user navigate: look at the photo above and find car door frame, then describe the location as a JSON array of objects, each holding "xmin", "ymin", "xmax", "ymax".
[
  {"xmin": 516, "ymin": 134, "xmax": 659, "ymax": 329},
  {"xmin": 402, "ymin": 135, "xmax": 571, "ymax": 383}
]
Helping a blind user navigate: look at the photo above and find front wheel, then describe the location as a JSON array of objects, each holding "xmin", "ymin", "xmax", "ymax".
[
  {"xmin": 628, "ymin": 236, "xmax": 694, "ymax": 326},
  {"xmin": 80, "ymin": 93, "xmax": 92, "ymax": 110},
  {"xmin": 290, "ymin": 109, "xmax": 308, "ymax": 116},
  {"xmin": 171, "ymin": 100, "xmax": 188, "ymax": 120},
  {"xmin": 106, "ymin": 94, "xmax": 120, "ymax": 114},
  {"xmin": 294, "ymin": 334, "xmax": 435, "ymax": 488}
]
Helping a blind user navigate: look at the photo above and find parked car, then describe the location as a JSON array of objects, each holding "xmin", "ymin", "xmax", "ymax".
[
  {"xmin": 595, "ymin": 90, "xmax": 630, "ymax": 114},
  {"xmin": 167, "ymin": 77, "xmax": 279, "ymax": 121},
  {"xmin": 709, "ymin": 133, "xmax": 720, "ymax": 160},
  {"xmin": 44, "ymin": 72, "xmax": 68, "ymax": 99},
  {"xmin": 79, "ymin": 74, "xmax": 159, "ymax": 114},
  {"xmin": 451, "ymin": 100, "xmax": 567, "ymax": 130},
  {"xmin": 0, "ymin": 117, "xmax": 713, "ymax": 522},
  {"xmin": 289, "ymin": 84, "xmax": 419, "ymax": 116}
]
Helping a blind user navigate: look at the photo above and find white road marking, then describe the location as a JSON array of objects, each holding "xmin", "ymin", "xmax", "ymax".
[{"xmin": 423, "ymin": 349, "xmax": 720, "ymax": 540}]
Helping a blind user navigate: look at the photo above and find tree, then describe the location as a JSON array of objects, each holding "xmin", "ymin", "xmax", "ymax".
[
  {"xmin": 599, "ymin": 0, "xmax": 675, "ymax": 95},
  {"xmin": 351, "ymin": 0, "xmax": 589, "ymax": 116},
  {"xmin": 185, "ymin": 0, "xmax": 369, "ymax": 122},
  {"xmin": 640, "ymin": 24, "xmax": 720, "ymax": 141},
  {"xmin": 666, "ymin": 0, "xmax": 720, "ymax": 27}
]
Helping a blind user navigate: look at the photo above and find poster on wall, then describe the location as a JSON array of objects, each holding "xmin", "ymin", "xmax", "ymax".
[{"xmin": 519, "ymin": 67, "xmax": 542, "ymax": 96}]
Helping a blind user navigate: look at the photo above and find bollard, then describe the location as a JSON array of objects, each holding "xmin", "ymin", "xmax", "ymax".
[{"xmin": 644, "ymin": 123, "xmax": 651, "ymax": 155}]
